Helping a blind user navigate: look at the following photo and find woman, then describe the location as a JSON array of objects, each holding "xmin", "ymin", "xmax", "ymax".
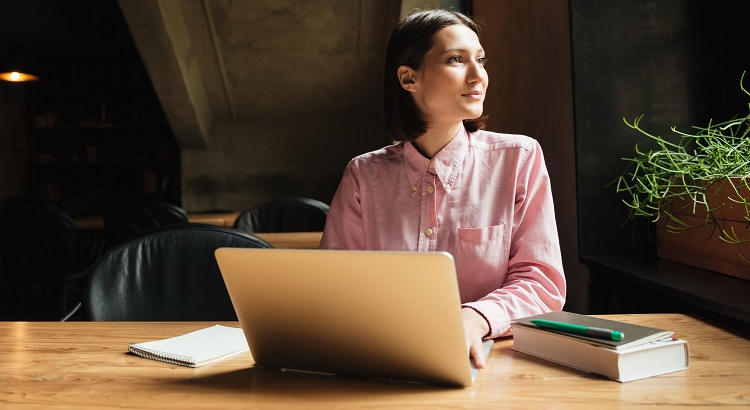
[{"xmin": 320, "ymin": 9, "xmax": 565, "ymax": 368}]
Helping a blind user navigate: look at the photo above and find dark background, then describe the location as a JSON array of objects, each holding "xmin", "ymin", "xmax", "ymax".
[{"xmin": 0, "ymin": 0, "xmax": 179, "ymax": 217}]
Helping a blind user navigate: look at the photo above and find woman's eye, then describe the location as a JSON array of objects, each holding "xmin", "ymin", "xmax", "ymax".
[
  {"xmin": 448, "ymin": 56, "xmax": 462, "ymax": 64},
  {"xmin": 477, "ymin": 56, "xmax": 488, "ymax": 65}
]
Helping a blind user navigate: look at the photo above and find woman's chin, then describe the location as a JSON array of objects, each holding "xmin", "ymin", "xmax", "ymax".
[{"xmin": 462, "ymin": 108, "xmax": 484, "ymax": 120}]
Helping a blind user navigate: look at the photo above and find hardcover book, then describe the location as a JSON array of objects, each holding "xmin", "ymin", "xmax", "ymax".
[{"xmin": 511, "ymin": 311, "xmax": 689, "ymax": 382}]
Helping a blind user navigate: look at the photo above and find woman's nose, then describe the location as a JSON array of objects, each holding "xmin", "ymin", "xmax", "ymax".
[{"xmin": 466, "ymin": 61, "xmax": 485, "ymax": 85}]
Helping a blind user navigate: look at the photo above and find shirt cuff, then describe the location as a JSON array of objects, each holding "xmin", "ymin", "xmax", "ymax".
[{"xmin": 461, "ymin": 300, "xmax": 511, "ymax": 339}]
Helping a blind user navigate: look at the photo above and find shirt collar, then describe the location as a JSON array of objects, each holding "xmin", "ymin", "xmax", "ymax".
[{"xmin": 403, "ymin": 124, "xmax": 468, "ymax": 193}]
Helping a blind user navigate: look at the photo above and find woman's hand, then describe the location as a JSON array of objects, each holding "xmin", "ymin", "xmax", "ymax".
[{"xmin": 461, "ymin": 307, "xmax": 490, "ymax": 369}]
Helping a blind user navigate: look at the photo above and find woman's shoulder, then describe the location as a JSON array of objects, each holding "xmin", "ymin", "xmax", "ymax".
[
  {"xmin": 469, "ymin": 129, "xmax": 540, "ymax": 152},
  {"xmin": 347, "ymin": 141, "xmax": 404, "ymax": 170}
]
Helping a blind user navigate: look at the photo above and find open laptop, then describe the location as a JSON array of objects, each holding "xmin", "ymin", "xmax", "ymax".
[{"xmin": 214, "ymin": 248, "xmax": 493, "ymax": 387}]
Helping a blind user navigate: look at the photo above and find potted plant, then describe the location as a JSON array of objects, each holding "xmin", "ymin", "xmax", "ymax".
[{"xmin": 614, "ymin": 72, "xmax": 750, "ymax": 280}]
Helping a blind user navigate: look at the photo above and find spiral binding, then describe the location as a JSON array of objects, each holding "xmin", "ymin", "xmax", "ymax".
[{"xmin": 129, "ymin": 345, "xmax": 198, "ymax": 367}]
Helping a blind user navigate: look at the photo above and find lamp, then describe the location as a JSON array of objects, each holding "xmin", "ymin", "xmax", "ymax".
[
  {"xmin": 0, "ymin": 71, "xmax": 39, "ymax": 82},
  {"xmin": 0, "ymin": 42, "xmax": 39, "ymax": 83}
]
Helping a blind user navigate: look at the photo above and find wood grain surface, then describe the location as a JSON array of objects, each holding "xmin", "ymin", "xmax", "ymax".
[
  {"xmin": 1, "ymin": 314, "xmax": 748, "ymax": 409},
  {"xmin": 74, "ymin": 213, "xmax": 241, "ymax": 230},
  {"xmin": 253, "ymin": 232, "xmax": 322, "ymax": 249},
  {"xmin": 74, "ymin": 213, "xmax": 322, "ymax": 249}
]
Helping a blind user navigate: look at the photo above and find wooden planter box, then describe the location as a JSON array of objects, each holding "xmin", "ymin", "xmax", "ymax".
[{"xmin": 657, "ymin": 178, "xmax": 750, "ymax": 281}]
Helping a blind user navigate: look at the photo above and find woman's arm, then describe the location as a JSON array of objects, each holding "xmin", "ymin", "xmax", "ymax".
[
  {"xmin": 319, "ymin": 161, "xmax": 366, "ymax": 250},
  {"xmin": 462, "ymin": 141, "xmax": 566, "ymax": 338}
]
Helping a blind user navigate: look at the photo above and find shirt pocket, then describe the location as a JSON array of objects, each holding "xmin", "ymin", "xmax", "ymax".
[
  {"xmin": 455, "ymin": 224, "xmax": 509, "ymax": 299},
  {"xmin": 458, "ymin": 224, "xmax": 506, "ymax": 245}
]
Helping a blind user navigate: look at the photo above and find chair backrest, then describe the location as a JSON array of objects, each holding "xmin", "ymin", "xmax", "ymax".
[
  {"xmin": 81, "ymin": 223, "xmax": 272, "ymax": 320},
  {"xmin": 0, "ymin": 199, "xmax": 79, "ymax": 283},
  {"xmin": 104, "ymin": 199, "xmax": 188, "ymax": 246},
  {"xmin": 234, "ymin": 197, "xmax": 329, "ymax": 233}
]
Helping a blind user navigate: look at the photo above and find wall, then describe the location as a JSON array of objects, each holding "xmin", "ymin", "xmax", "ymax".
[
  {"xmin": 181, "ymin": 1, "xmax": 400, "ymax": 211},
  {"xmin": 400, "ymin": 0, "xmax": 465, "ymax": 15},
  {"xmin": 121, "ymin": 0, "xmax": 402, "ymax": 212},
  {"xmin": 182, "ymin": 114, "xmax": 385, "ymax": 211},
  {"xmin": 473, "ymin": 0, "xmax": 588, "ymax": 313}
]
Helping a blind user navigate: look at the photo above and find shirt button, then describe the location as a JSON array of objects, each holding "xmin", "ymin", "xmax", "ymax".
[
  {"xmin": 426, "ymin": 185, "xmax": 434, "ymax": 194},
  {"xmin": 428, "ymin": 162, "xmax": 434, "ymax": 169},
  {"xmin": 411, "ymin": 185, "xmax": 418, "ymax": 192},
  {"xmin": 444, "ymin": 183, "xmax": 452, "ymax": 191},
  {"xmin": 425, "ymin": 227, "xmax": 434, "ymax": 237}
]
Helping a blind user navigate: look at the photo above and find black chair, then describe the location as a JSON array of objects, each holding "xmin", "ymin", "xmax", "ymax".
[
  {"xmin": 104, "ymin": 199, "xmax": 188, "ymax": 246},
  {"xmin": 234, "ymin": 197, "xmax": 329, "ymax": 233},
  {"xmin": 0, "ymin": 199, "xmax": 92, "ymax": 319},
  {"xmin": 66, "ymin": 223, "xmax": 272, "ymax": 321}
]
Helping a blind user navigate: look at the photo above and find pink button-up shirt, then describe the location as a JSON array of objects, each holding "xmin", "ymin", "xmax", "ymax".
[{"xmin": 320, "ymin": 126, "xmax": 565, "ymax": 337}]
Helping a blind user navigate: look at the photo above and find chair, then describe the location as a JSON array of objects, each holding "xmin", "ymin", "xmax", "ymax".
[
  {"xmin": 0, "ymin": 199, "xmax": 91, "ymax": 319},
  {"xmin": 68, "ymin": 223, "xmax": 272, "ymax": 321},
  {"xmin": 234, "ymin": 197, "xmax": 329, "ymax": 233},
  {"xmin": 104, "ymin": 199, "xmax": 188, "ymax": 246}
]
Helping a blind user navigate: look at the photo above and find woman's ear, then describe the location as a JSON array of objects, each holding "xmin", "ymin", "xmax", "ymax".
[{"xmin": 397, "ymin": 65, "xmax": 418, "ymax": 92}]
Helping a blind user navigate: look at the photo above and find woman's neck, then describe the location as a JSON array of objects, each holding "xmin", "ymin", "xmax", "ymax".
[{"xmin": 413, "ymin": 121, "xmax": 462, "ymax": 159}]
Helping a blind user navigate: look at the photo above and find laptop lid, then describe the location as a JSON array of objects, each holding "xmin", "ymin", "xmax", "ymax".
[{"xmin": 215, "ymin": 248, "xmax": 488, "ymax": 387}]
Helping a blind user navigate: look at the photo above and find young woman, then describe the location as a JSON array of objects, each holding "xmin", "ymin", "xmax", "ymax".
[{"xmin": 320, "ymin": 10, "xmax": 565, "ymax": 368}]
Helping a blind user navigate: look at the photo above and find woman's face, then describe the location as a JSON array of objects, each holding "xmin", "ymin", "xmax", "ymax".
[{"xmin": 400, "ymin": 24, "xmax": 488, "ymax": 126}]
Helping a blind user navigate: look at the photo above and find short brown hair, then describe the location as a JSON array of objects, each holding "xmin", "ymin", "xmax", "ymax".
[{"xmin": 384, "ymin": 10, "xmax": 487, "ymax": 141}]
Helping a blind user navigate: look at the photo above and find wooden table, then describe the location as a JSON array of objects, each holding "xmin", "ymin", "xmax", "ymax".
[
  {"xmin": 253, "ymin": 232, "xmax": 322, "ymax": 249},
  {"xmin": 74, "ymin": 213, "xmax": 241, "ymax": 229},
  {"xmin": 186, "ymin": 212, "xmax": 241, "ymax": 227},
  {"xmin": 73, "ymin": 213, "xmax": 322, "ymax": 249},
  {"xmin": 2, "ymin": 314, "xmax": 748, "ymax": 409}
]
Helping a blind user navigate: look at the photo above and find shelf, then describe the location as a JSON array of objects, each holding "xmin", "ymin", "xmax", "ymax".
[
  {"xmin": 581, "ymin": 253, "xmax": 750, "ymax": 331},
  {"xmin": 28, "ymin": 46, "xmax": 180, "ymax": 208}
]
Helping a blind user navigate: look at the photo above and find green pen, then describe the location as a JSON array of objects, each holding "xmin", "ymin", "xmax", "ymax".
[{"xmin": 530, "ymin": 319, "xmax": 624, "ymax": 341}]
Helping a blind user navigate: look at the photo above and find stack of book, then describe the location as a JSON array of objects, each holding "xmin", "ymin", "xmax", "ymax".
[{"xmin": 511, "ymin": 311, "xmax": 689, "ymax": 382}]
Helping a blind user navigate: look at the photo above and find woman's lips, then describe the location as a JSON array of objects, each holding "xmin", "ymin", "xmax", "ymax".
[{"xmin": 462, "ymin": 91, "xmax": 483, "ymax": 100}]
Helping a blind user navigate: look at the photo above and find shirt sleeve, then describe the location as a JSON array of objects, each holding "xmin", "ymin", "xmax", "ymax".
[
  {"xmin": 319, "ymin": 160, "xmax": 366, "ymax": 250},
  {"xmin": 462, "ymin": 141, "xmax": 566, "ymax": 338}
]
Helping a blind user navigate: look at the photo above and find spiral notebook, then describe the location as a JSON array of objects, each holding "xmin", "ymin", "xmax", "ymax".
[{"xmin": 129, "ymin": 325, "xmax": 249, "ymax": 367}]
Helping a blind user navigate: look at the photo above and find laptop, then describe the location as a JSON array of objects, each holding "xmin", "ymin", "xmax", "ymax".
[{"xmin": 214, "ymin": 248, "xmax": 493, "ymax": 387}]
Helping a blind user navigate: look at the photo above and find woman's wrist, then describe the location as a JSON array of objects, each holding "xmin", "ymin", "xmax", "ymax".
[{"xmin": 462, "ymin": 307, "xmax": 490, "ymax": 339}]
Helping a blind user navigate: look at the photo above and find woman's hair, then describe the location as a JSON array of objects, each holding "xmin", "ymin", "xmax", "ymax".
[{"xmin": 384, "ymin": 9, "xmax": 487, "ymax": 142}]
